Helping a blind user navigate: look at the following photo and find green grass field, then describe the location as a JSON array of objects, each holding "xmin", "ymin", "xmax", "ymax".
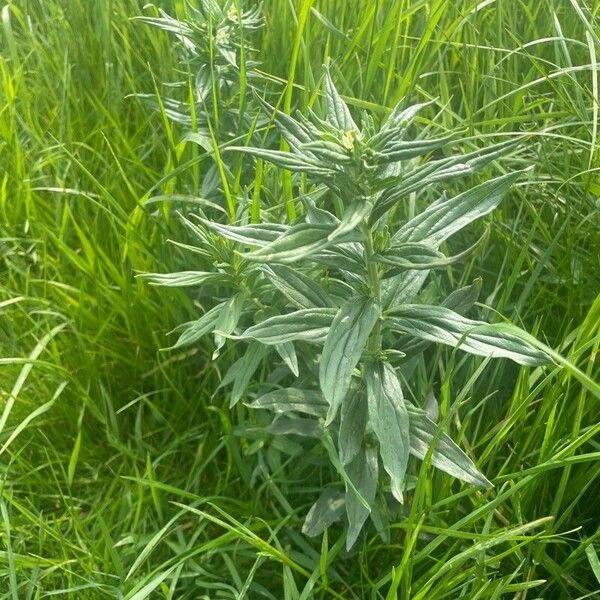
[{"xmin": 1, "ymin": 0, "xmax": 599, "ymax": 598}]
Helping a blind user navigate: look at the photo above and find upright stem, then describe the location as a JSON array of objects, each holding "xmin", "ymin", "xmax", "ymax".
[{"xmin": 363, "ymin": 221, "xmax": 382, "ymax": 354}]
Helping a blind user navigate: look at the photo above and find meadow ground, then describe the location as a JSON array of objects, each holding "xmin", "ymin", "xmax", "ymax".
[{"xmin": 0, "ymin": 1, "xmax": 599, "ymax": 598}]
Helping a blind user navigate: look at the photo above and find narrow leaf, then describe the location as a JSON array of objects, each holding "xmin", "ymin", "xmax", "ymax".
[
  {"xmin": 407, "ymin": 404, "xmax": 491, "ymax": 487},
  {"xmin": 138, "ymin": 271, "xmax": 223, "ymax": 287},
  {"xmin": 320, "ymin": 297, "xmax": 379, "ymax": 424},
  {"xmin": 393, "ymin": 171, "xmax": 522, "ymax": 247},
  {"xmin": 345, "ymin": 445, "xmax": 378, "ymax": 550},
  {"xmin": 323, "ymin": 65, "xmax": 357, "ymax": 132},
  {"xmin": 263, "ymin": 265, "xmax": 334, "ymax": 309},
  {"xmin": 275, "ymin": 341, "xmax": 299, "ymax": 376},
  {"xmin": 200, "ymin": 219, "xmax": 287, "ymax": 246},
  {"xmin": 245, "ymin": 223, "xmax": 362, "ymax": 264},
  {"xmin": 302, "ymin": 489, "xmax": 345, "ymax": 537},
  {"xmin": 239, "ymin": 308, "xmax": 337, "ymax": 345},
  {"xmin": 387, "ymin": 304, "xmax": 549, "ymax": 366},
  {"xmin": 220, "ymin": 342, "xmax": 268, "ymax": 406},
  {"xmin": 248, "ymin": 388, "xmax": 327, "ymax": 417},
  {"xmin": 338, "ymin": 389, "xmax": 367, "ymax": 465},
  {"xmin": 365, "ymin": 362, "xmax": 410, "ymax": 502}
]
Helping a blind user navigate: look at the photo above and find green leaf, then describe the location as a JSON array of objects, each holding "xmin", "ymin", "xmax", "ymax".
[
  {"xmin": 381, "ymin": 269, "xmax": 429, "ymax": 311},
  {"xmin": 393, "ymin": 171, "xmax": 522, "ymax": 247},
  {"xmin": 407, "ymin": 404, "xmax": 491, "ymax": 487},
  {"xmin": 263, "ymin": 265, "xmax": 334, "ymax": 309},
  {"xmin": 227, "ymin": 146, "xmax": 334, "ymax": 176},
  {"xmin": 386, "ymin": 304, "xmax": 549, "ymax": 366},
  {"xmin": 239, "ymin": 308, "xmax": 337, "ymax": 345},
  {"xmin": 371, "ymin": 140, "xmax": 519, "ymax": 221},
  {"xmin": 378, "ymin": 234, "xmax": 486, "ymax": 272},
  {"xmin": 244, "ymin": 223, "xmax": 362, "ymax": 264},
  {"xmin": 328, "ymin": 201, "xmax": 373, "ymax": 242},
  {"xmin": 213, "ymin": 293, "xmax": 245, "ymax": 357},
  {"xmin": 345, "ymin": 444, "xmax": 378, "ymax": 550},
  {"xmin": 323, "ymin": 64, "xmax": 357, "ymax": 132},
  {"xmin": 255, "ymin": 94, "xmax": 313, "ymax": 148},
  {"xmin": 380, "ymin": 131, "xmax": 458, "ymax": 163},
  {"xmin": 220, "ymin": 342, "xmax": 268, "ymax": 407},
  {"xmin": 267, "ymin": 417, "xmax": 322, "ymax": 438},
  {"xmin": 247, "ymin": 388, "xmax": 327, "ymax": 417},
  {"xmin": 138, "ymin": 271, "xmax": 224, "ymax": 287},
  {"xmin": 275, "ymin": 341, "xmax": 299, "ymax": 376},
  {"xmin": 166, "ymin": 302, "xmax": 223, "ymax": 350},
  {"xmin": 200, "ymin": 219, "xmax": 288, "ymax": 246},
  {"xmin": 443, "ymin": 278, "xmax": 482, "ymax": 313},
  {"xmin": 365, "ymin": 362, "xmax": 410, "ymax": 502},
  {"xmin": 338, "ymin": 388, "xmax": 367, "ymax": 465},
  {"xmin": 302, "ymin": 488, "xmax": 345, "ymax": 537},
  {"xmin": 320, "ymin": 297, "xmax": 379, "ymax": 425}
]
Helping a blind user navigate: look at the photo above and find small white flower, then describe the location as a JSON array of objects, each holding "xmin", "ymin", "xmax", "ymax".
[
  {"xmin": 227, "ymin": 6, "xmax": 238, "ymax": 22},
  {"xmin": 216, "ymin": 28, "xmax": 230, "ymax": 45},
  {"xmin": 341, "ymin": 130, "xmax": 356, "ymax": 151}
]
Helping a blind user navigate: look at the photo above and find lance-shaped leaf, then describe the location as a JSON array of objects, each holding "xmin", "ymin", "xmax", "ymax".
[
  {"xmin": 138, "ymin": 271, "xmax": 224, "ymax": 287},
  {"xmin": 381, "ymin": 269, "xmax": 429, "ymax": 310},
  {"xmin": 365, "ymin": 362, "xmax": 410, "ymax": 502},
  {"xmin": 226, "ymin": 146, "xmax": 334, "ymax": 176},
  {"xmin": 323, "ymin": 64, "xmax": 357, "ymax": 132},
  {"xmin": 239, "ymin": 308, "xmax": 337, "ymax": 345},
  {"xmin": 386, "ymin": 304, "xmax": 549, "ymax": 366},
  {"xmin": 387, "ymin": 280, "xmax": 483, "ymax": 359},
  {"xmin": 244, "ymin": 223, "xmax": 362, "ymax": 264},
  {"xmin": 165, "ymin": 302, "xmax": 224, "ymax": 350},
  {"xmin": 379, "ymin": 131, "xmax": 458, "ymax": 163},
  {"xmin": 407, "ymin": 404, "xmax": 491, "ymax": 487},
  {"xmin": 338, "ymin": 388, "xmax": 367, "ymax": 465},
  {"xmin": 275, "ymin": 341, "xmax": 299, "ymax": 376},
  {"xmin": 248, "ymin": 388, "xmax": 327, "ymax": 417},
  {"xmin": 377, "ymin": 233, "xmax": 485, "ymax": 272},
  {"xmin": 267, "ymin": 417, "xmax": 322, "ymax": 438},
  {"xmin": 199, "ymin": 219, "xmax": 288, "ymax": 246},
  {"xmin": 320, "ymin": 297, "xmax": 380, "ymax": 424},
  {"xmin": 328, "ymin": 201, "xmax": 373, "ymax": 242},
  {"xmin": 255, "ymin": 94, "xmax": 313, "ymax": 149},
  {"xmin": 371, "ymin": 140, "xmax": 519, "ymax": 221},
  {"xmin": 345, "ymin": 444, "xmax": 378, "ymax": 550},
  {"xmin": 392, "ymin": 171, "xmax": 522, "ymax": 247},
  {"xmin": 302, "ymin": 488, "xmax": 345, "ymax": 537},
  {"xmin": 213, "ymin": 293, "xmax": 245, "ymax": 357},
  {"xmin": 299, "ymin": 140, "xmax": 353, "ymax": 164},
  {"xmin": 263, "ymin": 265, "xmax": 334, "ymax": 309},
  {"xmin": 220, "ymin": 342, "xmax": 269, "ymax": 407}
]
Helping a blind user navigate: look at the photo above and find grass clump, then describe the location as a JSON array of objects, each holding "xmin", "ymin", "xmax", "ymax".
[{"xmin": 0, "ymin": 0, "xmax": 598, "ymax": 598}]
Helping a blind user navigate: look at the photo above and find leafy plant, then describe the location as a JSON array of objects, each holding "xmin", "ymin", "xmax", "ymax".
[{"xmin": 143, "ymin": 64, "xmax": 551, "ymax": 549}]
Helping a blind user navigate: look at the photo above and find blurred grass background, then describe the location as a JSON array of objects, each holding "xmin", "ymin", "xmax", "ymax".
[{"xmin": 0, "ymin": 0, "xmax": 599, "ymax": 597}]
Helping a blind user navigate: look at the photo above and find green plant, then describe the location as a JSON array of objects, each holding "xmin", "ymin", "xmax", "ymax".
[{"xmin": 143, "ymin": 64, "xmax": 551, "ymax": 549}]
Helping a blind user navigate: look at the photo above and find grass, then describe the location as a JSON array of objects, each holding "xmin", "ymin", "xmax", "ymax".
[{"xmin": 0, "ymin": 0, "xmax": 599, "ymax": 597}]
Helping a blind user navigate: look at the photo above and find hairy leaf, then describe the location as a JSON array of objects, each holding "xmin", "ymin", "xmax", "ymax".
[
  {"xmin": 263, "ymin": 265, "xmax": 334, "ymax": 309},
  {"xmin": 345, "ymin": 444, "xmax": 378, "ymax": 550},
  {"xmin": 244, "ymin": 223, "xmax": 362, "ymax": 264},
  {"xmin": 338, "ymin": 389, "xmax": 367, "ymax": 465},
  {"xmin": 239, "ymin": 308, "xmax": 337, "ymax": 344},
  {"xmin": 320, "ymin": 297, "xmax": 379, "ymax": 424},
  {"xmin": 248, "ymin": 388, "xmax": 327, "ymax": 417},
  {"xmin": 393, "ymin": 171, "xmax": 522, "ymax": 247},
  {"xmin": 387, "ymin": 304, "xmax": 549, "ymax": 365},
  {"xmin": 220, "ymin": 342, "xmax": 269, "ymax": 407},
  {"xmin": 302, "ymin": 488, "xmax": 345, "ymax": 537},
  {"xmin": 365, "ymin": 362, "xmax": 410, "ymax": 502},
  {"xmin": 407, "ymin": 404, "xmax": 491, "ymax": 487},
  {"xmin": 323, "ymin": 65, "xmax": 357, "ymax": 132}
]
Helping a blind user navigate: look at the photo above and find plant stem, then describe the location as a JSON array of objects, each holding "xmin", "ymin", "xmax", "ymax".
[{"xmin": 363, "ymin": 221, "xmax": 382, "ymax": 354}]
